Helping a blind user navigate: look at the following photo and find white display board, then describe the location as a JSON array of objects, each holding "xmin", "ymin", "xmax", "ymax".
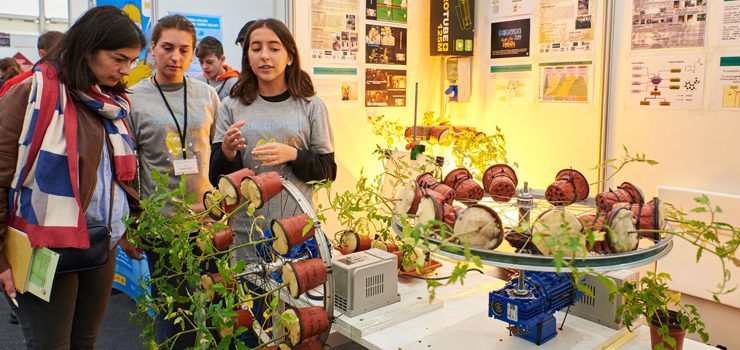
[{"xmin": 657, "ymin": 186, "xmax": 740, "ymax": 308}]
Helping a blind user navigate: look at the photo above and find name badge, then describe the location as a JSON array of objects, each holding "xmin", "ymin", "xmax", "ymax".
[{"xmin": 173, "ymin": 158, "xmax": 199, "ymax": 175}]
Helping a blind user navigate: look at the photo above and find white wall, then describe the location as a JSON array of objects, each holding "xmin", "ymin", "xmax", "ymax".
[
  {"xmin": 437, "ymin": 1, "xmax": 608, "ymax": 193},
  {"xmin": 606, "ymin": 2, "xmax": 740, "ymax": 197},
  {"xmin": 607, "ymin": 2, "xmax": 740, "ymax": 348}
]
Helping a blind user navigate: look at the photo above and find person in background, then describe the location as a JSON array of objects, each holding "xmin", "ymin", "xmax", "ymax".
[
  {"xmin": 0, "ymin": 6, "xmax": 143, "ymax": 349},
  {"xmin": 0, "ymin": 31, "xmax": 64, "ymax": 327},
  {"xmin": 0, "ymin": 58, "xmax": 23, "ymax": 90},
  {"xmin": 127, "ymin": 14, "xmax": 220, "ymax": 349},
  {"xmin": 235, "ymin": 20, "xmax": 256, "ymax": 49},
  {"xmin": 0, "ymin": 31, "xmax": 64, "ymax": 97},
  {"xmin": 195, "ymin": 36, "xmax": 239, "ymax": 100}
]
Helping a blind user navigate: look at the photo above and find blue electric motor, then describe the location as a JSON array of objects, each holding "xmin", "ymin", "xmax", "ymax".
[{"xmin": 488, "ymin": 271, "xmax": 581, "ymax": 345}]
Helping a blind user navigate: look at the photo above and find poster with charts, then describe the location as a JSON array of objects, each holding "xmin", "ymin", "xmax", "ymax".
[
  {"xmin": 311, "ymin": 0, "xmax": 360, "ymax": 63},
  {"xmin": 627, "ymin": 54, "xmax": 705, "ymax": 110},
  {"xmin": 538, "ymin": 0, "xmax": 594, "ymax": 54},
  {"xmin": 538, "ymin": 61, "xmax": 593, "ymax": 103},
  {"xmin": 489, "ymin": 64, "xmax": 534, "ymax": 104},
  {"xmin": 720, "ymin": 0, "xmax": 740, "ymax": 46},
  {"xmin": 489, "ymin": 0, "xmax": 537, "ymax": 19},
  {"xmin": 631, "ymin": 0, "xmax": 707, "ymax": 50},
  {"xmin": 711, "ymin": 55, "xmax": 740, "ymax": 111}
]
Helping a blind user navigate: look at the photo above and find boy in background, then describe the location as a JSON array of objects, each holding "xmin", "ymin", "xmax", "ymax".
[{"xmin": 195, "ymin": 36, "xmax": 239, "ymax": 100}]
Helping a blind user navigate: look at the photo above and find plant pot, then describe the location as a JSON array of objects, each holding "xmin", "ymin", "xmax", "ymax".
[
  {"xmin": 453, "ymin": 204, "xmax": 504, "ymax": 249},
  {"xmin": 417, "ymin": 172, "xmax": 455, "ymax": 204},
  {"xmin": 443, "ymin": 168, "xmax": 484, "ymax": 204},
  {"xmin": 393, "ymin": 247, "xmax": 426, "ymax": 272},
  {"xmin": 282, "ymin": 306, "xmax": 330, "ymax": 346},
  {"xmin": 605, "ymin": 204, "xmax": 639, "ymax": 253},
  {"xmin": 218, "ymin": 168, "xmax": 256, "ymax": 208},
  {"xmin": 595, "ymin": 181, "xmax": 645, "ymax": 212},
  {"xmin": 531, "ymin": 208, "xmax": 584, "ymax": 255},
  {"xmin": 200, "ymin": 272, "xmax": 236, "ymax": 301},
  {"xmin": 578, "ymin": 213, "xmax": 612, "ymax": 253},
  {"xmin": 404, "ymin": 126, "xmax": 431, "ymax": 141},
  {"xmin": 240, "ymin": 171, "xmax": 283, "ymax": 209},
  {"xmin": 202, "ymin": 189, "xmax": 225, "ymax": 220},
  {"xmin": 219, "ymin": 308, "xmax": 255, "ymax": 337},
  {"xmin": 272, "ymin": 214, "xmax": 316, "ymax": 255},
  {"xmin": 337, "ymin": 230, "xmax": 372, "ymax": 253},
  {"xmin": 649, "ymin": 311, "xmax": 687, "ymax": 350},
  {"xmin": 545, "ymin": 169, "xmax": 589, "ymax": 206},
  {"xmin": 370, "ymin": 240, "xmax": 399, "ymax": 252},
  {"xmin": 482, "ymin": 164, "xmax": 518, "ymax": 202},
  {"xmin": 621, "ymin": 198, "xmax": 661, "ymax": 236},
  {"xmin": 282, "ymin": 258, "xmax": 327, "ymax": 299},
  {"xmin": 416, "ymin": 190, "xmax": 453, "ymax": 232},
  {"xmin": 404, "ymin": 125, "xmax": 453, "ymax": 145},
  {"xmin": 197, "ymin": 227, "xmax": 234, "ymax": 252},
  {"xmin": 394, "ymin": 180, "xmax": 423, "ymax": 215}
]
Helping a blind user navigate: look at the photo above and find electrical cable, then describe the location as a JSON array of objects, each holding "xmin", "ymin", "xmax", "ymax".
[{"xmin": 398, "ymin": 267, "xmax": 485, "ymax": 281}]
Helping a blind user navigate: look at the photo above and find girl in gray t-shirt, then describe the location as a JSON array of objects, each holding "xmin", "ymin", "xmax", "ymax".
[{"xmin": 210, "ymin": 19, "xmax": 336, "ymax": 250}]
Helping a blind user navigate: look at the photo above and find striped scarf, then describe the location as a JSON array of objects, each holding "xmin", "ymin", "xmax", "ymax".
[{"xmin": 8, "ymin": 62, "xmax": 136, "ymax": 248}]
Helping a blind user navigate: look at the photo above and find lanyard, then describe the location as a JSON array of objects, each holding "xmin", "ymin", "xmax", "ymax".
[{"xmin": 154, "ymin": 75, "xmax": 189, "ymax": 159}]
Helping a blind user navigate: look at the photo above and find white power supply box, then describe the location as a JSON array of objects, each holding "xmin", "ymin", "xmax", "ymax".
[
  {"xmin": 332, "ymin": 248, "xmax": 401, "ymax": 317},
  {"xmin": 570, "ymin": 269, "xmax": 639, "ymax": 329}
]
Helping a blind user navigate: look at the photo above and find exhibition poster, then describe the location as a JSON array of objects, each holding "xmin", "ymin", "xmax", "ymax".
[
  {"xmin": 365, "ymin": 68, "xmax": 407, "ymax": 107},
  {"xmin": 430, "ymin": 0, "xmax": 475, "ymax": 56},
  {"xmin": 711, "ymin": 55, "xmax": 740, "ymax": 111},
  {"xmin": 489, "ymin": 64, "xmax": 534, "ymax": 104},
  {"xmin": 366, "ymin": 24, "xmax": 407, "ymax": 65},
  {"xmin": 490, "ymin": 18, "xmax": 531, "ymax": 59},
  {"xmin": 169, "ymin": 12, "xmax": 222, "ymax": 77},
  {"xmin": 628, "ymin": 54, "xmax": 705, "ymax": 110},
  {"xmin": 720, "ymin": 0, "xmax": 740, "ymax": 46},
  {"xmin": 312, "ymin": 67, "xmax": 360, "ymax": 104},
  {"xmin": 489, "ymin": 0, "xmax": 536, "ymax": 19},
  {"xmin": 538, "ymin": 61, "xmax": 593, "ymax": 103},
  {"xmin": 631, "ymin": 0, "xmax": 707, "ymax": 50},
  {"xmin": 310, "ymin": 0, "xmax": 359, "ymax": 63},
  {"xmin": 366, "ymin": 0, "xmax": 408, "ymax": 23},
  {"xmin": 538, "ymin": 0, "xmax": 594, "ymax": 54},
  {"xmin": 98, "ymin": 0, "xmax": 153, "ymax": 86}
]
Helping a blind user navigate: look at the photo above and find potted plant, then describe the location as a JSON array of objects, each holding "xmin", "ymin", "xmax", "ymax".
[
  {"xmin": 614, "ymin": 271, "xmax": 707, "ymax": 350},
  {"xmin": 125, "ymin": 172, "xmax": 295, "ymax": 349}
]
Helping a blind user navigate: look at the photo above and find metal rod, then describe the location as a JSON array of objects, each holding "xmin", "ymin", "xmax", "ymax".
[
  {"xmin": 598, "ymin": 0, "xmax": 616, "ymax": 193},
  {"xmin": 413, "ymin": 82, "xmax": 419, "ymax": 142}
]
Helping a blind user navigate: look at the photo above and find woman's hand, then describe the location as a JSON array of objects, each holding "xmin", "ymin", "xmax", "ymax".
[
  {"xmin": 0, "ymin": 268, "xmax": 16, "ymax": 299},
  {"xmin": 119, "ymin": 233, "xmax": 144, "ymax": 260},
  {"xmin": 251, "ymin": 143, "xmax": 297, "ymax": 167},
  {"xmin": 221, "ymin": 121, "xmax": 247, "ymax": 161}
]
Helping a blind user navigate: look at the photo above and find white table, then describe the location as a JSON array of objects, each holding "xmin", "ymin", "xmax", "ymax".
[{"xmin": 330, "ymin": 260, "xmax": 714, "ymax": 350}]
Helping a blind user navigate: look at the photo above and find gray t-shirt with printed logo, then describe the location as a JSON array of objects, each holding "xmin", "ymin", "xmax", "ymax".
[
  {"xmin": 128, "ymin": 76, "xmax": 220, "ymax": 215},
  {"xmin": 214, "ymin": 94, "xmax": 334, "ymax": 240}
]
